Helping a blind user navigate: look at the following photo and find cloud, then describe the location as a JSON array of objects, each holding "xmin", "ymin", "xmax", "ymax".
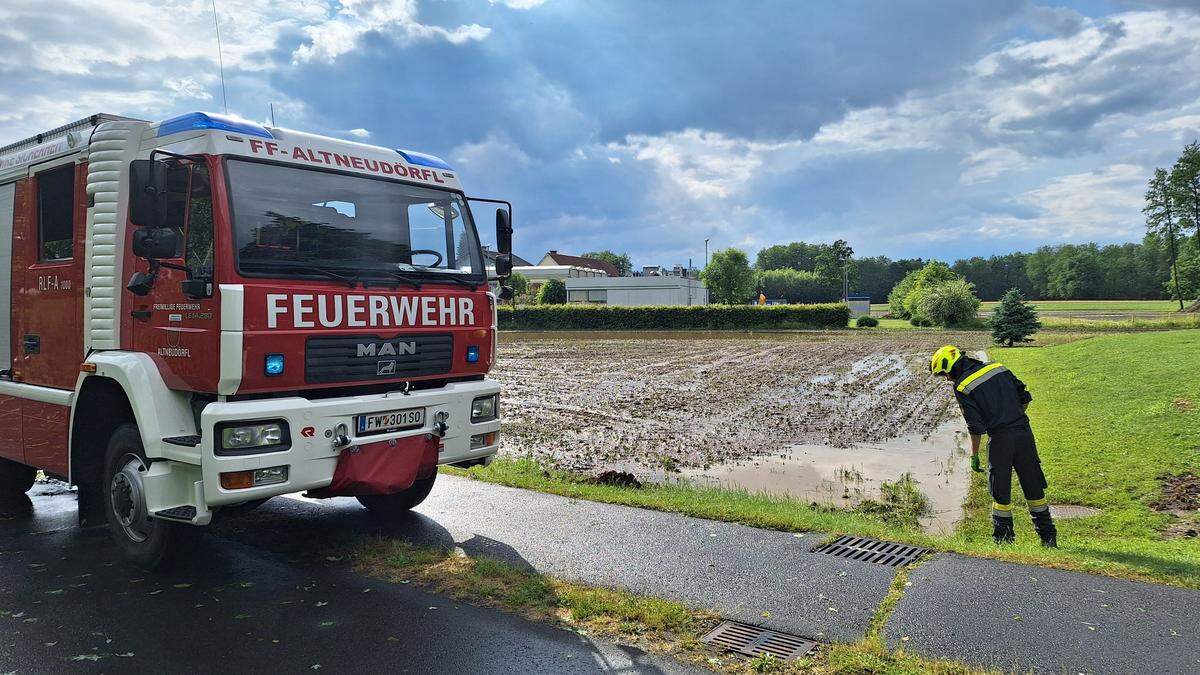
[
  {"xmin": 959, "ymin": 148, "xmax": 1027, "ymax": 184},
  {"xmin": 489, "ymin": 0, "xmax": 549, "ymax": 8},
  {"xmin": 292, "ymin": 0, "xmax": 489, "ymax": 64},
  {"xmin": 346, "ymin": 127, "xmax": 371, "ymax": 138}
]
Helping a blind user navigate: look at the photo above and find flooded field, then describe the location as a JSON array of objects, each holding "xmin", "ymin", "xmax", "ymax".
[{"xmin": 494, "ymin": 331, "xmax": 987, "ymax": 530}]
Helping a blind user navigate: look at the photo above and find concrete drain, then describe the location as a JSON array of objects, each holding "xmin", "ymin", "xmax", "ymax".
[
  {"xmin": 811, "ymin": 535, "xmax": 928, "ymax": 567},
  {"xmin": 701, "ymin": 620, "xmax": 816, "ymax": 660},
  {"xmin": 1051, "ymin": 504, "xmax": 1101, "ymax": 519}
]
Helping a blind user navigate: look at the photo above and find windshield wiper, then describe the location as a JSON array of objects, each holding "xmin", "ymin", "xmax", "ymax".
[
  {"xmin": 360, "ymin": 268, "xmax": 423, "ymax": 290},
  {"xmin": 246, "ymin": 262, "xmax": 362, "ymax": 288},
  {"xmin": 433, "ymin": 274, "xmax": 480, "ymax": 292}
]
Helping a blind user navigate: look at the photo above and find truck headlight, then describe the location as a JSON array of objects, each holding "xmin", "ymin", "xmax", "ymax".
[
  {"xmin": 471, "ymin": 394, "xmax": 498, "ymax": 423},
  {"xmin": 217, "ymin": 420, "xmax": 290, "ymax": 455}
]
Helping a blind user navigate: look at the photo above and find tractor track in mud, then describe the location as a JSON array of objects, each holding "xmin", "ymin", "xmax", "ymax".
[{"xmin": 493, "ymin": 331, "xmax": 987, "ymax": 472}]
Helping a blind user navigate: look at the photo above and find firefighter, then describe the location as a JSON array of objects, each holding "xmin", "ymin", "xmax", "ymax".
[{"xmin": 930, "ymin": 345, "xmax": 1057, "ymax": 547}]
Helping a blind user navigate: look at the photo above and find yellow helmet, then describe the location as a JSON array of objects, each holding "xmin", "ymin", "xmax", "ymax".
[{"xmin": 930, "ymin": 345, "xmax": 962, "ymax": 375}]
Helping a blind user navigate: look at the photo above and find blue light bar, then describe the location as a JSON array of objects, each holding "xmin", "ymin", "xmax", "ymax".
[
  {"xmin": 466, "ymin": 346, "xmax": 480, "ymax": 364},
  {"xmin": 157, "ymin": 112, "xmax": 274, "ymax": 139},
  {"xmin": 264, "ymin": 353, "xmax": 285, "ymax": 376},
  {"xmin": 396, "ymin": 149, "xmax": 452, "ymax": 170}
]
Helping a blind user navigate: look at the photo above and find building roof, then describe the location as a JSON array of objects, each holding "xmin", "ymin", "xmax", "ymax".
[
  {"xmin": 541, "ymin": 251, "xmax": 620, "ymax": 276},
  {"xmin": 482, "ymin": 246, "xmax": 532, "ymax": 267}
]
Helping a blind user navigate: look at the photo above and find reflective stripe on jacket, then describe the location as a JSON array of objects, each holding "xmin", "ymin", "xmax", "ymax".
[{"xmin": 952, "ymin": 357, "xmax": 1032, "ymax": 435}]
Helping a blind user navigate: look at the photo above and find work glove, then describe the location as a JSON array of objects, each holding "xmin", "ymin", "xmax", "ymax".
[{"xmin": 971, "ymin": 454, "xmax": 983, "ymax": 473}]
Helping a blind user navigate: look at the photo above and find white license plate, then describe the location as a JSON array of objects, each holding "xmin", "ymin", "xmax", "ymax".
[{"xmin": 356, "ymin": 408, "xmax": 425, "ymax": 435}]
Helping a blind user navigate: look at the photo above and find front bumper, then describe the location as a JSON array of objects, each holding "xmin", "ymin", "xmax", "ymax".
[{"xmin": 197, "ymin": 379, "xmax": 501, "ymax": 507}]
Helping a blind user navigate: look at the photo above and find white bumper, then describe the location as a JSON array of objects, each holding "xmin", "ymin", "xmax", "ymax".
[{"xmin": 197, "ymin": 379, "xmax": 501, "ymax": 507}]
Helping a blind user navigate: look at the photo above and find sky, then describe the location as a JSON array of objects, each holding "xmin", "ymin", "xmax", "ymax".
[{"xmin": 3, "ymin": 0, "xmax": 1200, "ymax": 268}]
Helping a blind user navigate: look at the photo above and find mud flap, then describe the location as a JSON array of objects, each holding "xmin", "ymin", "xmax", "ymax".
[{"xmin": 308, "ymin": 434, "xmax": 439, "ymax": 497}]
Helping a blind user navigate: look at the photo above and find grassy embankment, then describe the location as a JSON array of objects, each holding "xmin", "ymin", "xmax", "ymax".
[
  {"xmin": 870, "ymin": 300, "xmax": 1182, "ymax": 314},
  {"xmin": 453, "ymin": 330, "xmax": 1200, "ymax": 588},
  {"xmin": 348, "ymin": 538, "xmax": 988, "ymax": 674}
]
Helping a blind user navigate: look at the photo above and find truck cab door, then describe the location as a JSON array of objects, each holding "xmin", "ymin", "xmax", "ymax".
[{"xmin": 127, "ymin": 163, "xmax": 220, "ymax": 391}]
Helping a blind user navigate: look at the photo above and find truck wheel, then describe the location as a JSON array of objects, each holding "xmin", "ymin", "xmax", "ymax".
[
  {"xmin": 102, "ymin": 424, "xmax": 182, "ymax": 570},
  {"xmin": 0, "ymin": 457, "xmax": 36, "ymax": 496},
  {"xmin": 356, "ymin": 469, "xmax": 438, "ymax": 517}
]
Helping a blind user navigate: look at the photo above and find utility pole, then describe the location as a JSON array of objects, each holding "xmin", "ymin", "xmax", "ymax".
[{"xmin": 704, "ymin": 238, "xmax": 710, "ymax": 268}]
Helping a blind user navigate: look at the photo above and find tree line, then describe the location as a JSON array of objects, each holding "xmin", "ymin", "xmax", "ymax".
[{"xmin": 700, "ymin": 140, "xmax": 1200, "ymax": 306}]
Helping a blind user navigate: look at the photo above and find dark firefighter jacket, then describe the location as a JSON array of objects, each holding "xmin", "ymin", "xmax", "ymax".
[{"xmin": 951, "ymin": 357, "xmax": 1032, "ymax": 435}]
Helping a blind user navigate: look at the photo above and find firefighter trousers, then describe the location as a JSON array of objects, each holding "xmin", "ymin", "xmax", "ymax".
[{"xmin": 987, "ymin": 425, "xmax": 1056, "ymax": 545}]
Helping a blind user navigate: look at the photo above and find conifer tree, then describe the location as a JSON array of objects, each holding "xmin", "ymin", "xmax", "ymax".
[{"xmin": 989, "ymin": 288, "xmax": 1041, "ymax": 346}]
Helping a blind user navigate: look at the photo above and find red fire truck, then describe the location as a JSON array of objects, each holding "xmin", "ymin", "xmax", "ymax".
[{"xmin": 0, "ymin": 112, "xmax": 513, "ymax": 568}]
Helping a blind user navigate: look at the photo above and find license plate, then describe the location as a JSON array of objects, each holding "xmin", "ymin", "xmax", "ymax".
[{"xmin": 356, "ymin": 408, "xmax": 425, "ymax": 435}]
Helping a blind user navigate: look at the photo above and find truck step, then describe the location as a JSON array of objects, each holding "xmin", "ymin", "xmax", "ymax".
[
  {"xmin": 155, "ymin": 506, "xmax": 198, "ymax": 522},
  {"xmin": 163, "ymin": 435, "xmax": 201, "ymax": 447}
]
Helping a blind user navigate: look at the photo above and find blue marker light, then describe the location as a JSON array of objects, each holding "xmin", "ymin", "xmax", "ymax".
[
  {"xmin": 396, "ymin": 149, "xmax": 453, "ymax": 170},
  {"xmin": 265, "ymin": 354, "xmax": 285, "ymax": 376},
  {"xmin": 156, "ymin": 112, "xmax": 274, "ymax": 139},
  {"xmin": 466, "ymin": 346, "xmax": 480, "ymax": 364}
]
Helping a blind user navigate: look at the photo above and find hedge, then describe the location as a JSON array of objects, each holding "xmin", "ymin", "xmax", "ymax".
[{"xmin": 498, "ymin": 303, "xmax": 850, "ymax": 330}]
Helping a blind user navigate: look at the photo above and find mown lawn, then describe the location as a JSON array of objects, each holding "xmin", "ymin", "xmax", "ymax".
[
  {"xmin": 970, "ymin": 330, "xmax": 1200, "ymax": 584},
  {"xmin": 458, "ymin": 330, "xmax": 1200, "ymax": 587}
]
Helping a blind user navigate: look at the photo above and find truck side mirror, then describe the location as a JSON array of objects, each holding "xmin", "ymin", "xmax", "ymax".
[
  {"xmin": 129, "ymin": 159, "xmax": 189, "ymax": 229},
  {"xmin": 131, "ymin": 227, "xmax": 180, "ymax": 260},
  {"xmin": 496, "ymin": 208, "xmax": 512, "ymax": 254},
  {"xmin": 494, "ymin": 208, "xmax": 513, "ymax": 277},
  {"xmin": 493, "ymin": 253, "xmax": 512, "ymax": 278}
]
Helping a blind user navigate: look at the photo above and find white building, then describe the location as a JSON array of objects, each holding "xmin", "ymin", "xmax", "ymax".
[{"xmin": 566, "ymin": 275, "xmax": 708, "ymax": 306}]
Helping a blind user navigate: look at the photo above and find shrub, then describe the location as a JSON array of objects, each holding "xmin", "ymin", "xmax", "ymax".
[
  {"xmin": 497, "ymin": 303, "xmax": 851, "ymax": 330},
  {"xmin": 759, "ymin": 268, "xmax": 840, "ymax": 303},
  {"xmin": 916, "ymin": 279, "xmax": 981, "ymax": 326},
  {"xmin": 887, "ymin": 261, "xmax": 967, "ymax": 321},
  {"xmin": 855, "ymin": 315, "xmax": 879, "ymax": 327},
  {"xmin": 990, "ymin": 287, "xmax": 1041, "ymax": 345},
  {"xmin": 536, "ymin": 278, "xmax": 567, "ymax": 304}
]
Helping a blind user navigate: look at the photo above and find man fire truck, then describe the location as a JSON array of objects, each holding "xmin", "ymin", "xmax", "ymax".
[{"xmin": 0, "ymin": 112, "xmax": 513, "ymax": 568}]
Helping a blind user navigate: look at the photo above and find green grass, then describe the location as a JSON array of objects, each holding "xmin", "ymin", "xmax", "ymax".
[{"xmin": 459, "ymin": 332, "xmax": 1200, "ymax": 588}]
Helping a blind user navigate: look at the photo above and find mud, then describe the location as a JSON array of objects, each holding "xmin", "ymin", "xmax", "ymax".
[
  {"xmin": 495, "ymin": 331, "xmax": 986, "ymax": 530},
  {"xmin": 1151, "ymin": 472, "xmax": 1200, "ymax": 512}
]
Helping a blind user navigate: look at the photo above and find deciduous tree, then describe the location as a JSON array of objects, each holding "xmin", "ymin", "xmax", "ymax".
[{"xmin": 702, "ymin": 248, "xmax": 756, "ymax": 304}]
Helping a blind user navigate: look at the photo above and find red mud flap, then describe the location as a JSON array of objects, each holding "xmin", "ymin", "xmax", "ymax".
[{"xmin": 307, "ymin": 434, "xmax": 439, "ymax": 498}]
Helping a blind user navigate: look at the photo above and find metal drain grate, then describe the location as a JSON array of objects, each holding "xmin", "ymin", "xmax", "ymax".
[
  {"xmin": 1050, "ymin": 504, "xmax": 1101, "ymax": 519},
  {"xmin": 702, "ymin": 621, "xmax": 816, "ymax": 660},
  {"xmin": 811, "ymin": 535, "xmax": 928, "ymax": 567}
]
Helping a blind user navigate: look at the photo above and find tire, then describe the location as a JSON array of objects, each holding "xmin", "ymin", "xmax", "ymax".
[
  {"xmin": 0, "ymin": 457, "xmax": 36, "ymax": 496},
  {"xmin": 102, "ymin": 424, "xmax": 185, "ymax": 570},
  {"xmin": 356, "ymin": 469, "xmax": 438, "ymax": 517}
]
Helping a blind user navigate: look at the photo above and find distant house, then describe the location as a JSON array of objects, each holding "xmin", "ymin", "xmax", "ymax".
[
  {"xmin": 513, "ymin": 250, "xmax": 618, "ymax": 291},
  {"xmin": 538, "ymin": 251, "xmax": 620, "ymax": 277},
  {"xmin": 481, "ymin": 245, "xmax": 532, "ymax": 273}
]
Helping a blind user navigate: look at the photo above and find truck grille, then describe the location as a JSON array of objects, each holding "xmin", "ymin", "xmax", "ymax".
[{"xmin": 304, "ymin": 333, "xmax": 453, "ymax": 384}]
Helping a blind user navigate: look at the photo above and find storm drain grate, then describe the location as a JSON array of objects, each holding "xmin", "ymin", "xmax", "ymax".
[
  {"xmin": 811, "ymin": 535, "xmax": 928, "ymax": 567},
  {"xmin": 701, "ymin": 621, "xmax": 816, "ymax": 660}
]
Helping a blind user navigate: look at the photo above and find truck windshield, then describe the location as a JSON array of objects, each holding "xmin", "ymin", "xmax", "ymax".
[{"xmin": 226, "ymin": 160, "xmax": 484, "ymax": 283}]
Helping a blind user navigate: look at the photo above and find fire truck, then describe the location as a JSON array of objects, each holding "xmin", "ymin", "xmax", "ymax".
[{"xmin": 0, "ymin": 112, "xmax": 513, "ymax": 568}]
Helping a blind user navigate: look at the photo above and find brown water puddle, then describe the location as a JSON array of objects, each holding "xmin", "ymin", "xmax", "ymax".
[
  {"xmin": 676, "ymin": 421, "xmax": 970, "ymax": 534},
  {"xmin": 602, "ymin": 421, "xmax": 970, "ymax": 534}
]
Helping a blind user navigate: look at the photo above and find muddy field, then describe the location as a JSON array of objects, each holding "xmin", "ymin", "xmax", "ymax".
[{"xmin": 494, "ymin": 331, "xmax": 987, "ymax": 472}]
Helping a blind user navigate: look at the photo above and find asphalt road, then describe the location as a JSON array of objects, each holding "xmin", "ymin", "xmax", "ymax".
[
  {"xmin": 0, "ymin": 483, "xmax": 699, "ymax": 674},
  {"xmin": 224, "ymin": 476, "xmax": 897, "ymax": 643},
  {"xmin": 231, "ymin": 474, "xmax": 1200, "ymax": 675}
]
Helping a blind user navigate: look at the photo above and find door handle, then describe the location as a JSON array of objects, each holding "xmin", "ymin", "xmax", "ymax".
[
  {"xmin": 130, "ymin": 309, "xmax": 152, "ymax": 320},
  {"xmin": 23, "ymin": 335, "xmax": 40, "ymax": 355}
]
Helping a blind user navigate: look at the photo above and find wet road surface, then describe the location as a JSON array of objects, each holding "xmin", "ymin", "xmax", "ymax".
[{"xmin": 0, "ymin": 483, "xmax": 699, "ymax": 674}]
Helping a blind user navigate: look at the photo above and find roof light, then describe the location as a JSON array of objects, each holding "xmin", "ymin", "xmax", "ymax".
[
  {"xmin": 396, "ymin": 149, "xmax": 452, "ymax": 170},
  {"xmin": 157, "ymin": 112, "xmax": 273, "ymax": 139}
]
